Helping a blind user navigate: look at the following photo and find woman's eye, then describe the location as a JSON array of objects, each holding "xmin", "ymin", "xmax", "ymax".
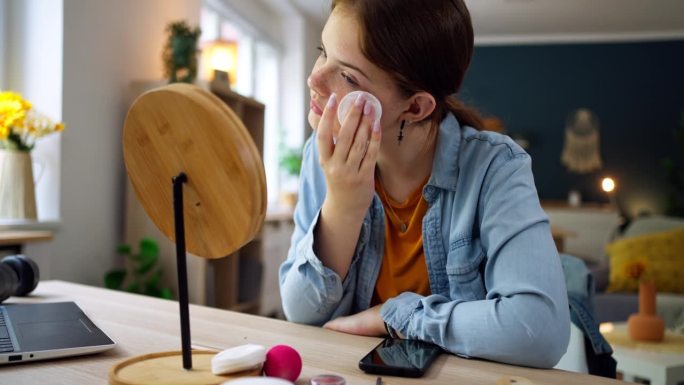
[
  {"xmin": 316, "ymin": 45, "xmax": 327, "ymax": 59},
  {"xmin": 341, "ymin": 73, "xmax": 358, "ymax": 87}
]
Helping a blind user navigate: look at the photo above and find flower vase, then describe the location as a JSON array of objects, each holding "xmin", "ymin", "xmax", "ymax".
[
  {"xmin": 627, "ymin": 280, "xmax": 664, "ymax": 342},
  {"xmin": 0, "ymin": 149, "xmax": 37, "ymax": 220}
]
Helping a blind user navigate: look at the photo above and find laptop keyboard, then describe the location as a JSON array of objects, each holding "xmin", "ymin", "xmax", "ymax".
[{"xmin": 0, "ymin": 310, "xmax": 15, "ymax": 353}]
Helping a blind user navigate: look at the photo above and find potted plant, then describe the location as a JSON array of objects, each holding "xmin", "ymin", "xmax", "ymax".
[
  {"xmin": 162, "ymin": 20, "xmax": 201, "ymax": 84},
  {"xmin": 624, "ymin": 260, "xmax": 664, "ymax": 342},
  {"xmin": 0, "ymin": 91, "xmax": 64, "ymax": 220},
  {"xmin": 104, "ymin": 237, "xmax": 173, "ymax": 299},
  {"xmin": 279, "ymin": 146, "xmax": 302, "ymax": 208}
]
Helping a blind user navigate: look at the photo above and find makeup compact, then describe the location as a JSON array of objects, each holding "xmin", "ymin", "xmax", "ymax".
[{"xmin": 310, "ymin": 374, "xmax": 346, "ymax": 385}]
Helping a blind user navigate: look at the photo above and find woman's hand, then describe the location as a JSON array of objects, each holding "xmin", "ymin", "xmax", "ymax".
[
  {"xmin": 312, "ymin": 92, "xmax": 382, "ymax": 280},
  {"xmin": 323, "ymin": 305, "xmax": 387, "ymax": 337},
  {"xmin": 317, "ymin": 92, "xmax": 382, "ymax": 217}
]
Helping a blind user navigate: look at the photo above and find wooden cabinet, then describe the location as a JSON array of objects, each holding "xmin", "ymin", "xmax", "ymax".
[{"xmin": 124, "ymin": 80, "xmax": 265, "ymax": 314}]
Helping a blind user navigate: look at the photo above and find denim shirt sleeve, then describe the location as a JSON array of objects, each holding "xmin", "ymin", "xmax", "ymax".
[
  {"xmin": 381, "ymin": 152, "xmax": 571, "ymax": 368},
  {"xmin": 279, "ymin": 134, "xmax": 362, "ymax": 325}
]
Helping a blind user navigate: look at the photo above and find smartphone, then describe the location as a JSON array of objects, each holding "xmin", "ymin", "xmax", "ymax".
[{"xmin": 358, "ymin": 338, "xmax": 442, "ymax": 378}]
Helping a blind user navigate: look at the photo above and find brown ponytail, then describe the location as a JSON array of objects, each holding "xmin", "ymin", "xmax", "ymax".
[
  {"xmin": 440, "ymin": 95, "xmax": 483, "ymax": 130},
  {"xmin": 332, "ymin": 0, "xmax": 483, "ymax": 130}
]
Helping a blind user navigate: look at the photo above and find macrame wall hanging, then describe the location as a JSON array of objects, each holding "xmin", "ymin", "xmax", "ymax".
[{"xmin": 561, "ymin": 108, "xmax": 603, "ymax": 173}]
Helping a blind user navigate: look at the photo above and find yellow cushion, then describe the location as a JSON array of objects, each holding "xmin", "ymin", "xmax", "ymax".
[{"xmin": 606, "ymin": 227, "xmax": 684, "ymax": 293}]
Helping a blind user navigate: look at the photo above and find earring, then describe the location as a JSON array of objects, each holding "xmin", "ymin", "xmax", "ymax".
[{"xmin": 398, "ymin": 120, "xmax": 406, "ymax": 145}]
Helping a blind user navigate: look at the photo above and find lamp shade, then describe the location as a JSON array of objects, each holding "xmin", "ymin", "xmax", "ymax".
[{"xmin": 202, "ymin": 40, "xmax": 238, "ymax": 87}]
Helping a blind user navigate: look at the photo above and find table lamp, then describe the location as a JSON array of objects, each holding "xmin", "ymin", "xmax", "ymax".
[
  {"xmin": 109, "ymin": 83, "xmax": 266, "ymax": 385},
  {"xmin": 601, "ymin": 176, "xmax": 616, "ymax": 205},
  {"xmin": 202, "ymin": 39, "xmax": 239, "ymax": 88}
]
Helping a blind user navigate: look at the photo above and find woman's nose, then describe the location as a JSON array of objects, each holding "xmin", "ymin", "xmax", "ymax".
[{"xmin": 308, "ymin": 68, "xmax": 329, "ymax": 96}]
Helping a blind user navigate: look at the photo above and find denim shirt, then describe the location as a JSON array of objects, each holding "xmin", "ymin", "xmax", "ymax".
[
  {"xmin": 561, "ymin": 254, "xmax": 614, "ymax": 356},
  {"xmin": 279, "ymin": 113, "xmax": 570, "ymax": 368}
]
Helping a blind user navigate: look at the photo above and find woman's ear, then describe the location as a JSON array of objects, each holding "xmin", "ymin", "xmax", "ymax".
[{"xmin": 401, "ymin": 92, "xmax": 436, "ymax": 123}]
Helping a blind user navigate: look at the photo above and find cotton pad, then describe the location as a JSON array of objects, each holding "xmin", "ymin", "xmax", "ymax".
[
  {"xmin": 337, "ymin": 91, "xmax": 382, "ymax": 126},
  {"xmin": 211, "ymin": 344, "xmax": 266, "ymax": 375}
]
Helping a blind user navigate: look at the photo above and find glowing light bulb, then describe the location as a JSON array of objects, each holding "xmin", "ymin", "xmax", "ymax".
[{"xmin": 601, "ymin": 177, "xmax": 615, "ymax": 193}]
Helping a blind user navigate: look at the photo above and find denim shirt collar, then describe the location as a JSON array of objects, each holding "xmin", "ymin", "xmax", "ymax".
[{"xmin": 428, "ymin": 113, "xmax": 462, "ymax": 192}]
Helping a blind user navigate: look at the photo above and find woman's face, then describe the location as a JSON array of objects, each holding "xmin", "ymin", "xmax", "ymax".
[{"xmin": 307, "ymin": 7, "xmax": 406, "ymax": 135}]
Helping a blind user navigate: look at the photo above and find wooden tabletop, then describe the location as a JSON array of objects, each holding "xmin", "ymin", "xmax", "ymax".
[
  {"xmin": 0, "ymin": 230, "xmax": 53, "ymax": 245},
  {"xmin": 2, "ymin": 281, "xmax": 624, "ymax": 385}
]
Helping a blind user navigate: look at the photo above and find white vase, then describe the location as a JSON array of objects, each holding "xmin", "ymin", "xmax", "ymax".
[{"xmin": 0, "ymin": 149, "xmax": 37, "ymax": 220}]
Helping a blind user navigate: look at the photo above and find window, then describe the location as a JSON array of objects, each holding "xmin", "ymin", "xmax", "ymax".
[
  {"xmin": 1, "ymin": 0, "xmax": 63, "ymax": 224},
  {"xmin": 0, "ymin": 0, "xmax": 6, "ymax": 89},
  {"xmin": 200, "ymin": 5, "xmax": 283, "ymax": 205}
]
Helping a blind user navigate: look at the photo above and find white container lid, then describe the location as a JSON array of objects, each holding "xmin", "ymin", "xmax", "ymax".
[{"xmin": 222, "ymin": 377, "xmax": 293, "ymax": 385}]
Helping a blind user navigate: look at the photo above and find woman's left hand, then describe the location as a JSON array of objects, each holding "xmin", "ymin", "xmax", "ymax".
[{"xmin": 323, "ymin": 305, "xmax": 387, "ymax": 336}]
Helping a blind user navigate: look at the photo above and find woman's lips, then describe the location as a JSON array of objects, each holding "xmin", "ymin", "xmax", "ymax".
[{"xmin": 310, "ymin": 99, "xmax": 323, "ymax": 116}]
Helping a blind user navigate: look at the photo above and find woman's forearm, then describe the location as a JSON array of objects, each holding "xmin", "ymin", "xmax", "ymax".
[{"xmin": 314, "ymin": 198, "xmax": 367, "ymax": 280}]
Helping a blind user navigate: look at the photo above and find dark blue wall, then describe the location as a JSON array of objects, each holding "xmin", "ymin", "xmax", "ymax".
[{"xmin": 460, "ymin": 40, "xmax": 684, "ymax": 217}]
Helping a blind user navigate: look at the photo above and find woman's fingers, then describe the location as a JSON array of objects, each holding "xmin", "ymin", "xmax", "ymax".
[
  {"xmin": 346, "ymin": 103, "xmax": 375, "ymax": 169},
  {"xmin": 316, "ymin": 93, "xmax": 338, "ymax": 162},
  {"xmin": 332, "ymin": 93, "xmax": 366, "ymax": 164},
  {"xmin": 359, "ymin": 120, "xmax": 382, "ymax": 174}
]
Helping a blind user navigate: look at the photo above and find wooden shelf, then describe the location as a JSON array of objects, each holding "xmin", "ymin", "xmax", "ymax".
[
  {"xmin": 541, "ymin": 200, "xmax": 616, "ymax": 212},
  {"xmin": 0, "ymin": 230, "xmax": 53, "ymax": 245}
]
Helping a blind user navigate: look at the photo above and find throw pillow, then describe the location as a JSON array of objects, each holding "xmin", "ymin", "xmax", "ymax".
[{"xmin": 606, "ymin": 227, "xmax": 684, "ymax": 293}]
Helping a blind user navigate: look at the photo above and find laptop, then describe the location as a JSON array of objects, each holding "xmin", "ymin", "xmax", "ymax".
[{"xmin": 0, "ymin": 301, "xmax": 115, "ymax": 364}]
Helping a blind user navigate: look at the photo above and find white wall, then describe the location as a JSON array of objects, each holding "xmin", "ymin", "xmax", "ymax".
[
  {"xmin": 302, "ymin": 15, "xmax": 323, "ymax": 139},
  {"xmin": 206, "ymin": 0, "xmax": 283, "ymax": 48},
  {"xmin": 5, "ymin": 0, "xmax": 63, "ymax": 224},
  {"xmin": 0, "ymin": 0, "xmax": 6, "ymax": 90},
  {"xmin": 23, "ymin": 0, "xmax": 200, "ymax": 286}
]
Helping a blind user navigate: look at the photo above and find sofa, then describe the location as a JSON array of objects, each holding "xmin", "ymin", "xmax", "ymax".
[{"xmin": 587, "ymin": 215, "xmax": 684, "ymax": 330}]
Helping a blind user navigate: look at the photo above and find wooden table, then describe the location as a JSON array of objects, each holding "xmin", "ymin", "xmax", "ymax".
[
  {"xmin": 602, "ymin": 322, "xmax": 684, "ymax": 385},
  {"xmin": 2, "ymin": 281, "xmax": 624, "ymax": 385},
  {"xmin": 0, "ymin": 230, "xmax": 53, "ymax": 254}
]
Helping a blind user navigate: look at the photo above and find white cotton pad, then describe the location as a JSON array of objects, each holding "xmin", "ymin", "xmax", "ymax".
[
  {"xmin": 337, "ymin": 91, "xmax": 382, "ymax": 126},
  {"xmin": 211, "ymin": 344, "xmax": 267, "ymax": 375}
]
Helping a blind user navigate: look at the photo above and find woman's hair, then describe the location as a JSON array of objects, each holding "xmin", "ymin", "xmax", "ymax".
[{"xmin": 331, "ymin": 0, "xmax": 482, "ymax": 129}]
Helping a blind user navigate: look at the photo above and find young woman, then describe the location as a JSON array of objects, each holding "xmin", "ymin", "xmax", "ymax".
[{"xmin": 279, "ymin": 0, "xmax": 570, "ymax": 368}]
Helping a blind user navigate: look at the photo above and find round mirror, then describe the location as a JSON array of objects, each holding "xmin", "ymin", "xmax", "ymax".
[{"xmin": 123, "ymin": 83, "xmax": 266, "ymax": 259}]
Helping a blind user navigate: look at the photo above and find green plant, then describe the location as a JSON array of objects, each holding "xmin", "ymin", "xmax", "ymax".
[
  {"xmin": 279, "ymin": 146, "xmax": 303, "ymax": 177},
  {"xmin": 104, "ymin": 237, "xmax": 173, "ymax": 299},
  {"xmin": 162, "ymin": 20, "xmax": 201, "ymax": 84}
]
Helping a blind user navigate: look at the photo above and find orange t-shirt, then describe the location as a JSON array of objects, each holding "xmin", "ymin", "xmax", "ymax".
[{"xmin": 371, "ymin": 176, "xmax": 431, "ymax": 306}]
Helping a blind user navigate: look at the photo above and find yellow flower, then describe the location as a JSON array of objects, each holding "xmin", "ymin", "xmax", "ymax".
[
  {"xmin": 0, "ymin": 124, "xmax": 8, "ymax": 140},
  {"xmin": 0, "ymin": 92, "xmax": 30, "ymax": 140},
  {"xmin": 625, "ymin": 260, "xmax": 648, "ymax": 280},
  {"xmin": 0, "ymin": 91, "xmax": 63, "ymax": 150}
]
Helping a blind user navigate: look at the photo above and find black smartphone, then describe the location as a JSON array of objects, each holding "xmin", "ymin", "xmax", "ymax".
[{"xmin": 358, "ymin": 338, "xmax": 442, "ymax": 378}]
